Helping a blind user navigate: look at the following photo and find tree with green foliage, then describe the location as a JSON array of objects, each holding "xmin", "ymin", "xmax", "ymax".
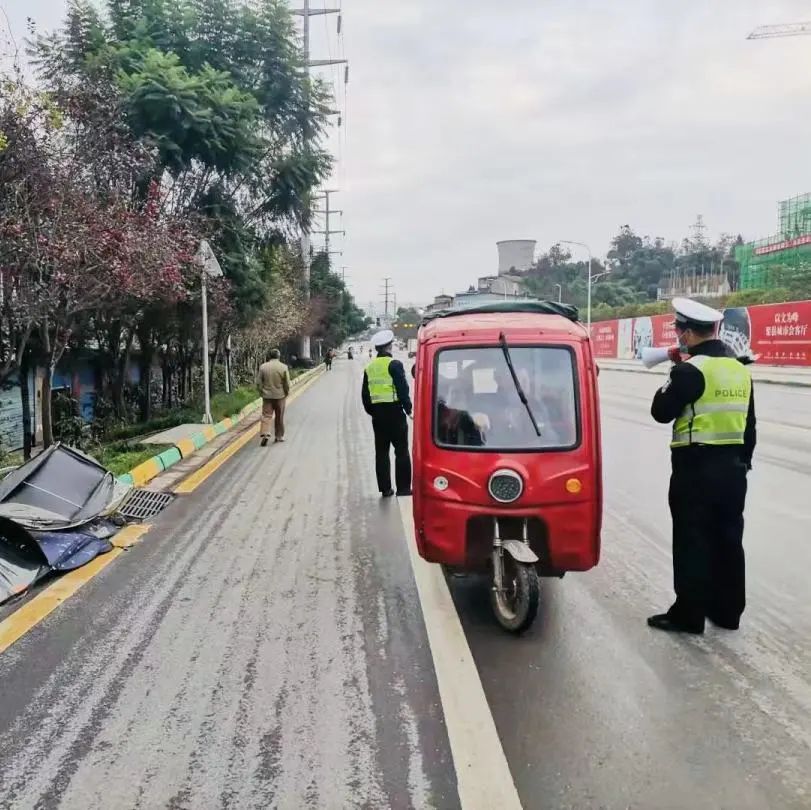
[
  {"xmin": 308, "ymin": 252, "xmax": 368, "ymax": 349},
  {"xmin": 32, "ymin": 0, "xmax": 333, "ymax": 329}
]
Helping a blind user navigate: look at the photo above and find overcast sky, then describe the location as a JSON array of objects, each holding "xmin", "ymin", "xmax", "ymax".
[{"xmin": 5, "ymin": 0, "xmax": 811, "ymax": 310}]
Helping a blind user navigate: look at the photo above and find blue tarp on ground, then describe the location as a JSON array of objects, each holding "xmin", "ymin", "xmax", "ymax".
[
  {"xmin": 34, "ymin": 530, "xmax": 114, "ymax": 572},
  {"xmin": 0, "ymin": 518, "xmax": 117, "ymax": 604}
]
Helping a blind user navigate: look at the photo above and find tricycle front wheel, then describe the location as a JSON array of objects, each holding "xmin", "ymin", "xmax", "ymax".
[{"xmin": 490, "ymin": 558, "xmax": 539, "ymax": 633}]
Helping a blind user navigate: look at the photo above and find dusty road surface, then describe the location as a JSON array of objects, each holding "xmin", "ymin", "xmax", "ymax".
[
  {"xmin": 451, "ymin": 368, "xmax": 811, "ymax": 810},
  {"xmin": 1, "ymin": 359, "xmax": 809, "ymax": 809}
]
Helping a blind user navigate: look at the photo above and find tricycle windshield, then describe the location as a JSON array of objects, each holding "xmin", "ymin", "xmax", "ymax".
[{"xmin": 433, "ymin": 345, "xmax": 579, "ymax": 451}]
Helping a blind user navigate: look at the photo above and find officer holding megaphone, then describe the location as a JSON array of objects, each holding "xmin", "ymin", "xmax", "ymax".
[{"xmin": 647, "ymin": 298, "xmax": 756, "ymax": 635}]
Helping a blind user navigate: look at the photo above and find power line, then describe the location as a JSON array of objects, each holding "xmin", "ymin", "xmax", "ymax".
[{"xmin": 291, "ymin": 0, "xmax": 348, "ymax": 359}]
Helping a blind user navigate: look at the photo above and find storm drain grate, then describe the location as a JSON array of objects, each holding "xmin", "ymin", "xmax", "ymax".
[{"xmin": 117, "ymin": 489, "xmax": 175, "ymax": 521}]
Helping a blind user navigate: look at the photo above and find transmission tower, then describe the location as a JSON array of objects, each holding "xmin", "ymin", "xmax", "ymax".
[
  {"xmin": 292, "ymin": 0, "xmax": 349, "ymax": 358},
  {"xmin": 691, "ymin": 214, "xmax": 708, "ymax": 249},
  {"xmin": 312, "ymin": 189, "xmax": 345, "ymax": 258},
  {"xmin": 381, "ymin": 278, "xmax": 393, "ymax": 319}
]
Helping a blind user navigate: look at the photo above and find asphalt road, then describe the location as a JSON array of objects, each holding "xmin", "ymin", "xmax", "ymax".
[
  {"xmin": 451, "ymin": 368, "xmax": 811, "ymax": 809},
  {"xmin": 0, "ymin": 361, "xmax": 458, "ymax": 810},
  {"xmin": 1, "ymin": 359, "xmax": 810, "ymax": 809}
]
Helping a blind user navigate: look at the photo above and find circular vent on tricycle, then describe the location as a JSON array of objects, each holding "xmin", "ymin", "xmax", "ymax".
[{"xmin": 488, "ymin": 469, "xmax": 523, "ymax": 504}]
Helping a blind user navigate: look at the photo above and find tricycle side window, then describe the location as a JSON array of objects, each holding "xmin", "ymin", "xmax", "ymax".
[{"xmin": 433, "ymin": 346, "xmax": 580, "ymax": 451}]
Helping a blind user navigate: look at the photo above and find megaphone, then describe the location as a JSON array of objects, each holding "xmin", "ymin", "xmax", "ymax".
[{"xmin": 641, "ymin": 346, "xmax": 677, "ymax": 369}]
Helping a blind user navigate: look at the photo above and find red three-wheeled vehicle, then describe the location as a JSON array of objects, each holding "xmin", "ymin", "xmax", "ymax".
[{"xmin": 411, "ymin": 302, "xmax": 602, "ymax": 633}]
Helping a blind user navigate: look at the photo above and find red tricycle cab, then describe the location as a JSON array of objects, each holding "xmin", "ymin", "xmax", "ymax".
[{"xmin": 411, "ymin": 303, "xmax": 602, "ymax": 632}]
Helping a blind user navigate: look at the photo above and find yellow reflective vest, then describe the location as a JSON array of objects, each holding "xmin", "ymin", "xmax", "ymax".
[
  {"xmin": 671, "ymin": 355, "xmax": 751, "ymax": 448},
  {"xmin": 365, "ymin": 356, "xmax": 398, "ymax": 404}
]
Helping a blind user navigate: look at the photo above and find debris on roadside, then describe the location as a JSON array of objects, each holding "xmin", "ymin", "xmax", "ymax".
[{"xmin": 0, "ymin": 444, "xmax": 131, "ymax": 604}]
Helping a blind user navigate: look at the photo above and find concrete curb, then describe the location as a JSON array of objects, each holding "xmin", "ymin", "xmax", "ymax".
[
  {"xmin": 118, "ymin": 366, "xmax": 324, "ymax": 487},
  {"xmin": 598, "ymin": 361, "xmax": 811, "ymax": 389}
]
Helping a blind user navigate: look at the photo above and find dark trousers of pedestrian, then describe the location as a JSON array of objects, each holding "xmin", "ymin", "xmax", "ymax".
[
  {"xmin": 668, "ymin": 449, "xmax": 748, "ymax": 630},
  {"xmin": 261, "ymin": 397, "xmax": 286, "ymax": 440},
  {"xmin": 371, "ymin": 407, "xmax": 411, "ymax": 494}
]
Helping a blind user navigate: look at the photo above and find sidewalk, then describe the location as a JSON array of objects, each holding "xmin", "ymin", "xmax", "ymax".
[
  {"xmin": 118, "ymin": 365, "xmax": 324, "ymax": 489},
  {"xmin": 598, "ymin": 359, "xmax": 811, "ymax": 387}
]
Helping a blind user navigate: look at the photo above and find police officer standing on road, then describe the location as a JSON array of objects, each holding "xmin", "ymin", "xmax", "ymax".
[
  {"xmin": 648, "ymin": 298, "xmax": 756, "ymax": 635},
  {"xmin": 362, "ymin": 330, "xmax": 413, "ymax": 497}
]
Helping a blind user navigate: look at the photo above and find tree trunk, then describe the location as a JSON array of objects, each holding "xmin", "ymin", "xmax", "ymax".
[
  {"xmin": 41, "ymin": 364, "xmax": 54, "ymax": 449},
  {"xmin": 112, "ymin": 330, "xmax": 134, "ymax": 418},
  {"xmin": 107, "ymin": 321, "xmax": 123, "ymax": 417},
  {"xmin": 139, "ymin": 349, "xmax": 153, "ymax": 423},
  {"xmin": 210, "ymin": 325, "xmax": 224, "ymax": 395},
  {"xmin": 19, "ymin": 353, "xmax": 32, "ymax": 460},
  {"xmin": 161, "ymin": 356, "xmax": 169, "ymax": 408},
  {"xmin": 178, "ymin": 355, "xmax": 187, "ymax": 401}
]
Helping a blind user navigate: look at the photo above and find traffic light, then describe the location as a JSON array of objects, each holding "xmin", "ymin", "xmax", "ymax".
[{"xmin": 376, "ymin": 317, "xmax": 381, "ymax": 326}]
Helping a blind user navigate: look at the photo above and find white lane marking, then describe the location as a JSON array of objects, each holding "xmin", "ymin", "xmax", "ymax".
[{"xmin": 397, "ymin": 498, "xmax": 523, "ymax": 810}]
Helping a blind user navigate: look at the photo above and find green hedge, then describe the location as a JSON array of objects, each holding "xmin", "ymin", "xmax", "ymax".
[
  {"xmin": 208, "ymin": 387, "xmax": 260, "ymax": 423},
  {"xmin": 591, "ymin": 288, "xmax": 807, "ymax": 323},
  {"xmin": 107, "ymin": 410, "xmax": 198, "ymax": 442},
  {"xmin": 94, "ymin": 442, "xmax": 173, "ymax": 476},
  {"xmin": 106, "ymin": 376, "xmax": 316, "ymax": 443}
]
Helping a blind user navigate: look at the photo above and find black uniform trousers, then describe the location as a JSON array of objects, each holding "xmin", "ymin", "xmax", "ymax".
[
  {"xmin": 371, "ymin": 405, "xmax": 411, "ymax": 493},
  {"xmin": 668, "ymin": 448, "xmax": 748, "ymax": 628}
]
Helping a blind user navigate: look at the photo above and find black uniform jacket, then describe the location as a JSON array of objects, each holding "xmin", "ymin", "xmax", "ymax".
[
  {"xmin": 361, "ymin": 352, "xmax": 413, "ymax": 416},
  {"xmin": 650, "ymin": 339, "xmax": 756, "ymax": 468}
]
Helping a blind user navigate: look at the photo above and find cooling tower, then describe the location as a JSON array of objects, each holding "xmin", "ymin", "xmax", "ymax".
[{"xmin": 496, "ymin": 240, "xmax": 537, "ymax": 275}]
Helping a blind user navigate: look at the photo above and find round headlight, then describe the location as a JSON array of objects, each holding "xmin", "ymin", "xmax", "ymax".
[{"xmin": 488, "ymin": 469, "xmax": 523, "ymax": 504}]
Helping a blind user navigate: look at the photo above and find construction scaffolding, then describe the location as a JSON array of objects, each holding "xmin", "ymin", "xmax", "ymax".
[{"xmin": 736, "ymin": 193, "xmax": 811, "ymax": 289}]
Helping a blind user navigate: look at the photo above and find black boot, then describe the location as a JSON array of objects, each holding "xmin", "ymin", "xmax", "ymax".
[
  {"xmin": 647, "ymin": 611, "xmax": 704, "ymax": 635},
  {"xmin": 707, "ymin": 613, "xmax": 740, "ymax": 631}
]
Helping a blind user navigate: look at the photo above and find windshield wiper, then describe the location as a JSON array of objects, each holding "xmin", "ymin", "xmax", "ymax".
[{"xmin": 499, "ymin": 332, "xmax": 541, "ymax": 437}]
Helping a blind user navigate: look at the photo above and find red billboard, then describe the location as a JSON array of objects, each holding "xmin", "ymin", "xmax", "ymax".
[
  {"xmin": 651, "ymin": 314, "xmax": 679, "ymax": 348},
  {"xmin": 590, "ymin": 299, "xmax": 811, "ymax": 367},
  {"xmin": 754, "ymin": 234, "xmax": 811, "ymax": 256},
  {"xmin": 591, "ymin": 320, "xmax": 619, "ymax": 358},
  {"xmin": 746, "ymin": 301, "xmax": 811, "ymax": 366}
]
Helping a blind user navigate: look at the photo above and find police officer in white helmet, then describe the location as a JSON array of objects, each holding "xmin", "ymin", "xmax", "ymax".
[
  {"xmin": 648, "ymin": 298, "xmax": 756, "ymax": 635},
  {"xmin": 362, "ymin": 330, "xmax": 413, "ymax": 497}
]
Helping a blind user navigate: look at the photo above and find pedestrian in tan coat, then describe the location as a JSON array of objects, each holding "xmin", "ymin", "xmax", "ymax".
[{"xmin": 256, "ymin": 349, "xmax": 291, "ymax": 446}]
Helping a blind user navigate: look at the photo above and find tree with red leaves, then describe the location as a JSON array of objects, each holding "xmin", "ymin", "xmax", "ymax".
[{"xmin": 0, "ymin": 73, "xmax": 202, "ymax": 446}]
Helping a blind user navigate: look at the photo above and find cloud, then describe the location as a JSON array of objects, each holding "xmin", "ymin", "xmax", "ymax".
[
  {"xmin": 7, "ymin": 0, "xmax": 811, "ymax": 306},
  {"xmin": 333, "ymin": 0, "xmax": 811, "ymax": 304}
]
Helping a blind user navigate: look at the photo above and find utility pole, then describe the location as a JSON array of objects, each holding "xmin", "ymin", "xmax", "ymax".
[
  {"xmin": 292, "ymin": 1, "xmax": 348, "ymax": 359},
  {"xmin": 381, "ymin": 278, "xmax": 393, "ymax": 320},
  {"xmin": 312, "ymin": 189, "xmax": 345, "ymax": 257},
  {"xmin": 691, "ymin": 214, "xmax": 708, "ymax": 249}
]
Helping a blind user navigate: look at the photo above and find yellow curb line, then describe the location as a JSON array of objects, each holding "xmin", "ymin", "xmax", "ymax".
[
  {"xmin": 0, "ymin": 367, "xmax": 325, "ymax": 656},
  {"xmin": 176, "ymin": 437, "xmax": 196, "ymax": 458},
  {"xmin": 0, "ymin": 523, "xmax": 151, "ymax": 656}
]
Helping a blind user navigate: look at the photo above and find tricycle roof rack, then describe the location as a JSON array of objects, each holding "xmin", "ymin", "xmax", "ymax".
[{"xmin": 422, "ymin": 301, "xmax": 579, "ymax": 325}]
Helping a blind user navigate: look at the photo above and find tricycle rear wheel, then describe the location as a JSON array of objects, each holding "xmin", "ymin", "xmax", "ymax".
[{"xmin": 490, "ymin": 558, "xmax": 539, "ymax": 633}]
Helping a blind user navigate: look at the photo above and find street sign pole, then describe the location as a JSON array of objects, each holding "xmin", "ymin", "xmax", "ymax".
[
  {"xmin": 201, "ymin": 271, "xmax": 212, "ymax": 424},
  {"xmin": 224, "ymin": 334, "xmax": 232, "ymax": 394},
  {"xmin": 196, "ymin": 240, "xmax": 224, "ymax": 425}
]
